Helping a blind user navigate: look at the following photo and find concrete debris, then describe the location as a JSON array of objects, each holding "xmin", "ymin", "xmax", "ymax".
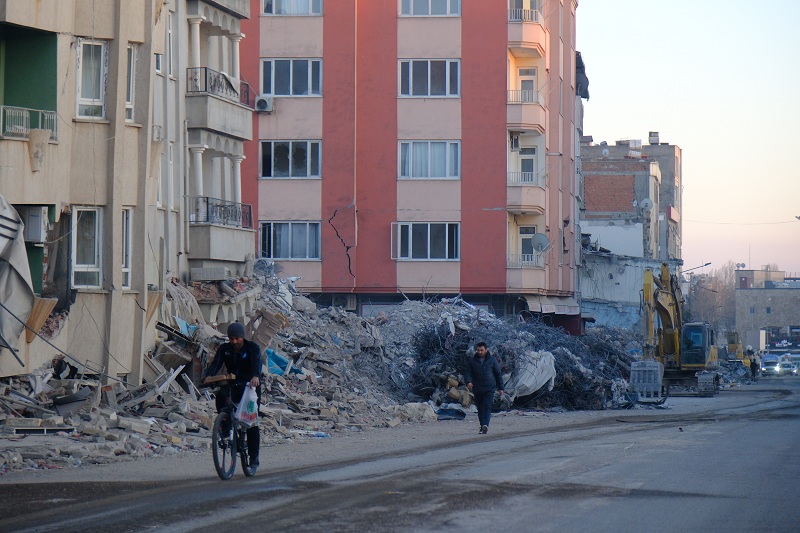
[{"xmin": 0, "ymin": 272, "xmax": 762, "ymax": 474}]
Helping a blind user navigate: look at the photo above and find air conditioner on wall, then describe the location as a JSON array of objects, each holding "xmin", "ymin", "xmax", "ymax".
[
  {"xmin": 332, "ymin": 294, "xmax": 358, "ymax": 311},
  {"xmin": 17, "ymin": 206, "xmax": 49, "ymax": 243},
  {"xmin": 255, "ymin": 95, "xmax": 273, "ymax": 113}
]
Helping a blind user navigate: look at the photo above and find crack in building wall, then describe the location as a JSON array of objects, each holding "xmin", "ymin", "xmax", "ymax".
[{"xmin": 328, "ymin": 208, "xmax": 355, "ymax": 279}]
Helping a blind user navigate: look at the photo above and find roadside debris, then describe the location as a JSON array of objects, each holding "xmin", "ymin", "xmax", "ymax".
[{"xmin": 0, "ymin": 271, "xmax": 761, "ymax": 474}]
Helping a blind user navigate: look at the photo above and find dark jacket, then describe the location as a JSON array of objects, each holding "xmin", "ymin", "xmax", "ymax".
[
  {"xmin": 207, "ymin": 339, "xmax": 262, "ymax": 385},
  {"xmin": 464, "ymin": 352, "xmax": 504, "ymax": 394}
]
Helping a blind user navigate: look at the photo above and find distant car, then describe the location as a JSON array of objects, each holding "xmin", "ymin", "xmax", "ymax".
[
  {"xmin": 779, "ymin": 362, "xmax": 797, "ymax": 376},
  {"xmin": 761, "ymin": 359, "xmax": 780, "ymax": 376}
]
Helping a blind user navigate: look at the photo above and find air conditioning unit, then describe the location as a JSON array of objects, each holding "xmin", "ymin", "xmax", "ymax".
[
  {"xmin": 332, "ymin": 294, "xmax": 358, "ymax": 311},
  {"xmin": 255, "ymin": 95, "xmax": 274, "ymax": 113},
  {"xmin": 18, "ymin": 206, "xmax": 49, "ymax": 243},
  {"xmin": 152, "ymin": 125, "xmax": 165, "ymax": 142}
]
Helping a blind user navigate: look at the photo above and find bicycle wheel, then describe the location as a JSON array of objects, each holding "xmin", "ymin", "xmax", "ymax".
[
  {"xmin": 212, "ymin": 411, "xmax": 237, "ymax": 480},
  {"xmin": 240, "ymin": 426, "xmax": 257, "ymax": 477}
]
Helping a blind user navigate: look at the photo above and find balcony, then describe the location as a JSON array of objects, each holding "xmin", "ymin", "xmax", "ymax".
[
  {"xmin": 507, "ymin": 174, "xmax": 546, "ymax": 214},
  {"xmin": 1, "ymin": 106, "xmax": 58, "ymax": 141},
  {"xmin": 187, "ymin": 196, "xmax": 255, "ymax": 263},
  {"xmin": 507, "ymin": 253, "xmax": 545, "ymax": 269},
  {"xmin": 186, "ymin": 67, "xmax": 253, "ymax": 140},
  {"xmin": 188, "ymin": 196, "xmax": 252, "ymax": 228},
  {"xmin": 507, "ymin": 91, "xmax": 545, "ymax": 134},
  {"xmin": 202, "ymin": 0, "xmax": 250, "ymax": 18},
  {"xmin": 508, "ymin": 8, "xmax": 547, "ymax": 59}
]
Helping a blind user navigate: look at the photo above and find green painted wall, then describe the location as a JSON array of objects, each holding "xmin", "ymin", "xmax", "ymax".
[{"xmin": 0, "ymin": 24, "xmax": 56, "ymax": 113}]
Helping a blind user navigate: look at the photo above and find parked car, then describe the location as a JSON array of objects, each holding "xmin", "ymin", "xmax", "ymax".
[
  {"xmin": 779, "ymin": 362, "xmax": 797, "ymax": 376},
  {"xmin": 761, "ymin": 359, "xmax": 781, "ymax": 376}
]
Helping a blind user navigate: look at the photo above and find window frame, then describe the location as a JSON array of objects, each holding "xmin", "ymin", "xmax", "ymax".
[
  {"xmin": 260, "ymin": 140, "xmax": 321, "ymax": 179},
  {"xmin": 76, "ymin": 39, "xmax": 108, "ymax": 118},
  {"xmin": 261, "ymin": 58, "xmax": 323, "ymax": 96},
  {"xmin": 125, "ymin": 44, "xmax": 137, "ymax": 122},
  {"xmin": 71, "ymin": 207, "xmax": 103, "ymax": 288},
  {"xmin": 399, "ymin": 59, "xmax": 460, "ymax": 97},
  {"xmin": 260, "ymin": 221, "xmax": 321, "ymax": 260},
  {"xmin": 400, "ymin": 0, "xmax": 461, "ymax": 16},
  {"xmin": 121, "ymin": 208, "xmax": 132, "ymax": 289},
  {"xmin": 398, "ymin": 140, "xmax": 460, "ymax": 179},
  {"xmin": 391, "ymin": 222, "xmax": 460, "ymax": 261},
  {"xmin": 263, "ymin": 0, "xmax": 323, "ymax": 16}
]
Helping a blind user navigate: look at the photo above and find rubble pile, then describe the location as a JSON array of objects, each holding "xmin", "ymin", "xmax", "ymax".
[
  {"xmin": 374, "ymin": 298, "xmax": 641, "ymax": 410},
  {"xmin": 0, "ymin": 272, "xmax": 763, "ymax": 474}
]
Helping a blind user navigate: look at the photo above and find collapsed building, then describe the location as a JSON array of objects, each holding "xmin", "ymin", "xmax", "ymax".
[{"xmin": 0, "ymin": 269, "xmax": 757, "ymax": 473}]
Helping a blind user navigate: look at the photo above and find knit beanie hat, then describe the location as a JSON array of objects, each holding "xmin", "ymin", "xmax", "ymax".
[{"xmin": 227, "ymin": 322, "xmax": 245, "ymax": 339}]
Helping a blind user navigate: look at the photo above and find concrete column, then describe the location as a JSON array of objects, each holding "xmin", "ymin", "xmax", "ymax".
[
  {"xmin": 188, "ymin": 16, "xmax": 204, "ymax": 69},
  {"xmin": 230, "ymin": 155, "xmax": 244, "ymax": 205},
  {"xmin": 189, "ymin": 146, "xmax": 205, "ymax": 198},
  {"xmin": 230, "ymin": 34, "xmax": 243, "ymax": 79}
]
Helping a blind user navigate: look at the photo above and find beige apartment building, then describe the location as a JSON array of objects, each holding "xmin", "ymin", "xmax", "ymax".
[{"xmin": 0, "ymin": 0, "xmax": 255, "ymax": 382}]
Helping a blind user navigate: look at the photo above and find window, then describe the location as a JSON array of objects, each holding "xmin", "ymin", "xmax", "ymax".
[
  {"xmin": 71, "ymin": 207, "xmax": 102, "ymax": 288},
  {"xmin": 766, "ymin": 307, "xmax": 772, "ymax": 315},
  {"xmin": 125, "ymin": 45, "xmax": 137, "ymax": 121},
  {"xmin": 399, "ymin": 60, "xmax": 459, "ymax": 97},
  {"xmin": 519, "ymin": 226, "xmax": 538, "ymax": 255},
  {"xmin": 76, "ymin": 40, "xmax": 108, "ymax": 118},
  {"xmin": 399, "ymin": 141, "xmax": 460, "ymax": 179},
  {"xmin": 167, "ymin": 13, "xmax": 174, "ymax": 76},
  {"xmin": 262, "ymin": 59, "xmax": 322, "ymax": 96},
  {"xmin": 392, "ymin": 222, "xmax": 459, "ymax": 260},
  {"xmin": 264, "ymin": 0, "xmax": 322, "ymax": 15},
  {"xmin": 261, "ymin": 222, "xmax": 320, "ymax": 259},
  {"xmin": 121, "ymin": 208, "xmax": 132, "ymax": 289},
  {"xmin": 155, "ymin": 53, "xmax": 163, "ymax": 74},
  {"xmin": 519, "ymin": 147, "xmax": 538, "ymax": 183},
  {"xmin": 749, "ymin": 306, "xmax": 755, "ymax": 315},
  {"xmin": 260, "ymin": 140, "xmax": 321, "ymax": 178},
  {"xmin": 517, "ymin": 68, "xmax": 537, "ymax": 102},
  {"xmin": 400, "ymin": 0, "xmax": 460, "ymax": 16}
]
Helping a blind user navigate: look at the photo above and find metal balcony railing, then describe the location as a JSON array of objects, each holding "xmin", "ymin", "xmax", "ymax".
[
  {"xmin": 507, "ymin": 253, "xmax": 544, "ymax": 269},
  {"xmin": 508, "ymin": 171, "xmax": 545, "ymax": 187},
  {"xmin": 188, "ymin": 196, "xmax": 253, "ymax": 229},
  {"xmin": 508, "ymin": 8, "xmax": 542, "ymax": 23},
  {"xmin": 507, "ymin": 90, "xmax": 539, "ymax": 104},
  {"xmin": 0, "ymin": 105, "xmax": 58, "ymax": 141},
  {"xmin": 186, "ymin": 67, "xmax": 253, "ymax": 108}
]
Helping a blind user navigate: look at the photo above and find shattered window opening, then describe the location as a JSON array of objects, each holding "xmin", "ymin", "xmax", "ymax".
[
  {"xmin": 261, "ymin": 140, "xmax": 321, "ymax": 178},
  {"xmin": 262, "ymin": 58, "xmax": 322, "ymax": 96}
]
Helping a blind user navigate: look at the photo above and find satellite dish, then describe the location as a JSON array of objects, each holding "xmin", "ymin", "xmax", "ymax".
[
  {"xmin": 601, "ymin": 148, "xmax": 610, "ymax": 157},
  {"xmin": 640, "ymin": 198, "xmax": 653, "ymax": 211},
  {"xmin": 531, "ymin": 233, "xmax": 550, "ymax": 252}
]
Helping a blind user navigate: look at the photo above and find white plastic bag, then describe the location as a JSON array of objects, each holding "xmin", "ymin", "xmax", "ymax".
[{"xmin": 235, "ymin": 384, "xmax": 259, "ymax": 428}]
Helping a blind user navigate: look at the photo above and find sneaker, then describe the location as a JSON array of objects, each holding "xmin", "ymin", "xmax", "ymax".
[
  {"xmin": 480, "ymin": 425, "xmax": 488, "ymax": 434},
  {"xmin": 250, "ymin": 458, "xmax": 259, "ymax": 468}
]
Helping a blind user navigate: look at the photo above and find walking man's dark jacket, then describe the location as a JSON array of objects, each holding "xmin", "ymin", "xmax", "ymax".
[{"xmin": 464, "ymin": 352, "xmax": 504, "ymax": 393}]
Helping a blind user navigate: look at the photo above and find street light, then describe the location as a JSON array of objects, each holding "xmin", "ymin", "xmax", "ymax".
[{"xmin": 684, "ymin": 262, "xmax": 711, "ymax": 273}]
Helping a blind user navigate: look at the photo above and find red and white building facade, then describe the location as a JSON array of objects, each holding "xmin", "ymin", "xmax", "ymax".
[{"xmin": 242, "ymin": 0, "xmax": 582, "ymax": 331}]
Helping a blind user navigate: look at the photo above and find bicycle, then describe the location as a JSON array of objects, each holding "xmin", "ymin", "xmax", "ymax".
[{"xmin": 206, "ymin": 376, "xmax": 258, "ymax": 480}]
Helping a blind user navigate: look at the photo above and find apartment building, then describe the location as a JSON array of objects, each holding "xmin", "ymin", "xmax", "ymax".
[
  {"xmin": 0, "ymin": 0, "xmax": 255, "ymax": 381},
  {"xmin": 735, "ymin": 267, "xmax": 800, "ymax": 350},
  {"xmin": 246, "ymin": 0, "xmax": 582, "ymax": 331},
  {"xmin": 581, "ymin": 132, "xmax": 682, "ymax": 262}
]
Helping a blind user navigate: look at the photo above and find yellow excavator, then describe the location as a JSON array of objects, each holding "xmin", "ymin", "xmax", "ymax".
[{"xmin": 630, "ymin": 263, "xmax": 719, "ymax": 401}]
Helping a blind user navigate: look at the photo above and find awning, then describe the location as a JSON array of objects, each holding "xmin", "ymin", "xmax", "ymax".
[{"xmin": 524, "ymin": 295, "xmax": 580, "ymax": 315}]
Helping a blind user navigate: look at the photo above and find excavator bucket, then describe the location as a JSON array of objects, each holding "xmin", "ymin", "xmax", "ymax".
[{"xmin": 628, "ymin": 360, "xmax": 665, "ymax": 403}]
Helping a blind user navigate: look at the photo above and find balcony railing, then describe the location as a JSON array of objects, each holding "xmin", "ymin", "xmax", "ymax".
[
  {"xmin": 188, "ymin": 196, "xmax": 253, "ymax": 229},
  {"xmin": 508, "ymin": 8, "xmax": 542, "ymax": 23},
  {"xmin": 508, "ymin": 171, "xmax": 545, "ymax": 187},
  {"xmin": 507, "ymin": 90, "xmax": 538, "ymax": 104},
  {"xmin": 0, "ymin": 105, "xmax": 58, "ymax": 141},
  {"xmin": 186, "ymin": 67, "xmax": 253, "ymax": 108},
  {"xmin": 507, "ymin": 253, "xmax": 544, "ymax": 269}
]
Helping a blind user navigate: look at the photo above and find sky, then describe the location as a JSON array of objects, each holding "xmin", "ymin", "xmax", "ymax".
[{"xmin": 576, "ymin": 0, "xmax": 800, "ymax": 277}]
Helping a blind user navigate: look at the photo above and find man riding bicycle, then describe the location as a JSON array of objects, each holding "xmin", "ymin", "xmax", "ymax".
[{"xmin": 205, "ymin": 322, "xmax": 262, "ymax": 467}]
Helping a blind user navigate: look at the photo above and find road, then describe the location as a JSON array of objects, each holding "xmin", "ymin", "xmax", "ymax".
[{"xmin": 1, "ymin": 378, "xmax": 799, "ymax": 533}]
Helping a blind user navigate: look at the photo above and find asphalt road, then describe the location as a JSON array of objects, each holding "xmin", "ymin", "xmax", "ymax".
[{"xmin": 1, "ymin": 378, "xmax": 799, "ymax": 533}]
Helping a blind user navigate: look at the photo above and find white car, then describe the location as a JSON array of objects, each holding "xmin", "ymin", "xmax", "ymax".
[{"xmin": 779, "ymin": 362, "xmax": 797, "ymax": 376}]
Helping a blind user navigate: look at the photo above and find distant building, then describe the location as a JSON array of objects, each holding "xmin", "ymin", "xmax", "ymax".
[{"xmin": 735, "ymin": 267, "xmax": 800, "ymax": 350}]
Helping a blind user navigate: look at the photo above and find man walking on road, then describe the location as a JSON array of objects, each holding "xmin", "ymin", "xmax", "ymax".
[
  {"xmin": 750, "ymin": 356, "xmax": 759, "ymax": 382},
  {"xmin": 465, "ymin": 342, "xmax": 504, "ymax": 434}
]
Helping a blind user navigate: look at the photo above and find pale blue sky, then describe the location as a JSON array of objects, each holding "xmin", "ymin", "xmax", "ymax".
[{"xmin": 577, "ymin": 0, "xmax": 800, "ymax": 275}]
